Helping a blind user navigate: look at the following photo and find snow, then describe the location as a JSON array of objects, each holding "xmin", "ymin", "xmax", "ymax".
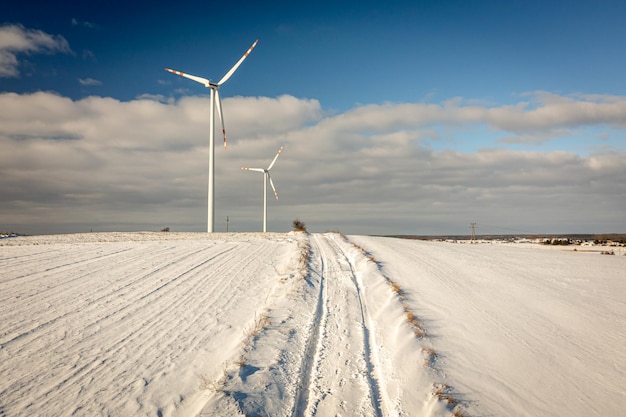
[
  {"xmin": 1, "ymin": 232, "xmax": 624, "ymax": 416},
  {"xmin": 350, "ymin": 236, "xmax": 626, "ymax": 417}
]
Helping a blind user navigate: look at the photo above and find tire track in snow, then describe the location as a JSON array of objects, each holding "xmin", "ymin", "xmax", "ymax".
[
  {"xmin": 296, "ymin": 233, "xmax": 386, "ymax": 417},
  {"xmin": 291, "ymin": 234, "xmax": 327, "ymax": 417},
  {"xmin": 325, "ymin": 234, "xmax": 384, "ymax": 417}
]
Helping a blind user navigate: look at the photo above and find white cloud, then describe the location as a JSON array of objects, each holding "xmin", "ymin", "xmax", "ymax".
[
  {"xmin": 497, "ymin": 129, "xmax": 570, "ymax": 145},
  {"xmin": 0, "ymin": 91, "xmax": 624, "ymax": 235},
  {"xmin": 0, "ymin": 24, "xmax": 71, "ymax": 77},
  {"xmin": 79, "ymin": 77, "xmax": 102, "ymax": 86}
]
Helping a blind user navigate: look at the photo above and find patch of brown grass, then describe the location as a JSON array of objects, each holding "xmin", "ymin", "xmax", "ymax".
[
  {"xmin": 386, "ymin": 278, "xmax": 408, "ymax": 302},
  {"xmin": 432, "ymin": 383, "xmax": 465, "ymax": 416},
  {"xmin": 406, "ymin": 310, "xmax": 426, "ymax": 338},
  {"xmin": 295, "ymin": 236, "xmax": 311, "ymax": 280},
  {"xmin": 346, "ymin": 238, "xmax": 378, "ymax": 263},
  {"xmin": 433, "ymin": 383, "xmax": 456, "ymax": 405},
  {"xmin": 390, "ymin": 281, "xmax": 402, "ymax": 294}
]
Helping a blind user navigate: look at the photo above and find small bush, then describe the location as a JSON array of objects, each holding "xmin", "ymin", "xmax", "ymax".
[{"xmin": 292, "ymin": 219, "xmax": 307, "ymax": 232}]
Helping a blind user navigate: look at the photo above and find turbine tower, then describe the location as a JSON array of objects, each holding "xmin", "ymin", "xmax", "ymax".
[
  {"xmin": 165, "ymin": 39, "xmax": 258, "ymax": 232},
  {"xmin": 241, "ymin": 146, "xmax": 283, "ymax": 232}
]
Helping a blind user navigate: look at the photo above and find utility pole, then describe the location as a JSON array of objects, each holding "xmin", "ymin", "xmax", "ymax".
[
  {"xmin": 470, "ymin": 222, "xmax": 477, "ymax": 243},
  {"xmin": 226, "ymin": 216, "xmax": 230, "ymax": 233}
]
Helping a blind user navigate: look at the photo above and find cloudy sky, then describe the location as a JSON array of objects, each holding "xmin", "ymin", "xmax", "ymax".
[{"xmin": 1, "ymin": 0, "xmax": 625, "ymax": 235}]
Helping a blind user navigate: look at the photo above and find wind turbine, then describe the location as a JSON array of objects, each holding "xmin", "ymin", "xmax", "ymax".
[
  {"xmin": 165, "ymin": 39, "xmax": 258, "ymax": 233},
  {"xmin": 241, "ymin": 146, "xmax": 283, "ymax": 232}
]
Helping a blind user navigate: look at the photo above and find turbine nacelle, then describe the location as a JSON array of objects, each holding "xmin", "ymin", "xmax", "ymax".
[{"xmin": 164, "ymin": 39, "xmax": 258, "ymax": 151}]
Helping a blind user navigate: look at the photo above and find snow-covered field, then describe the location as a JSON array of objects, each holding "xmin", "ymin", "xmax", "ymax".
[{"xmin": 1, "ymin": 232, "xmax": 624, "ymax": 416}]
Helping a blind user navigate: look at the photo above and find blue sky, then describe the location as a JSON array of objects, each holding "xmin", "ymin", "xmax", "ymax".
[
  {"xmin": 5, "ymin": 1, "xmax": 626, "ymax": 110},
  {"xmin": 1, "ymin": 0, "xmax": 625, "ymax": 235}
]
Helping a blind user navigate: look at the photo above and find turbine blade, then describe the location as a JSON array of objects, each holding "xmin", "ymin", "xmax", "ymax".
[
  {"xmin": 215, "ymin": 90, "xmax": 227, "ymax": 150},
  {"xmin": 165, "ymin": 68, "xmax": 210, "ymax": 86},
  {"xmin": 217, "ymin": 39, "xmax": 258, "ymax": 85},
  {"xmin": 267, "ymin": 145, "xmax": 284, "ymax": 171},
  {"xmin": 241, "ymin": 167, "xmax": 265, "ymax": 173},
  {"xmin": 268, "ymin": 173, "xmax": 279, "ymax": 200}
]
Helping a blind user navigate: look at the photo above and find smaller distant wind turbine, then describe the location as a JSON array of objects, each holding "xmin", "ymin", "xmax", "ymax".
[{"xmin": 241, "ymin": 146, "xmax": 284, "ymax": 232}]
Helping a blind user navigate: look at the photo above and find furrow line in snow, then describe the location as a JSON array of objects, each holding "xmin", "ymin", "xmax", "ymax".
[
  {"xmin": 0, "ymin": 242, "xmax": 180, "ymax": 333},
  {"xmin": 1, "ymin": 243, "xmax": 235, "ymax": 404},
  {"xmin": 0, "ymin": 247, "xmax": 68, "ymax": 278},
  {"xmin": 1, "ymin": 237, "xmax": 290, "ymax": 415},
  {"xmin": 178, "ymin": 233, "xmax": 309, "ymax": 417},
  {"xmin": 0, "ymin": 244, "xmax": 136, "ymax": 289},
  {"xmin": 0, "ymin": 243, "xmax": 221, "ymax": 350},
  {"xmin": 0, "ymin": 243, "xmax": 230, "ymax": 408},
  {"xmin": 73, "ymin": 240, "xmax": 283, "ymax": 414}
]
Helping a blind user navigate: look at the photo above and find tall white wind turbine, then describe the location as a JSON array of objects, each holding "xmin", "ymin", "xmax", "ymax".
[
  {"xmin": 241, "ymin": 146, "xmax": 283, "ymax": 232},
  {"xmin": 165, "ymin": 39, "xmax": 258, "ymax": 233}
]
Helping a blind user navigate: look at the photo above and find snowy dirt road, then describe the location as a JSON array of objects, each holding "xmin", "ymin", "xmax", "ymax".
[
  {"xmin": 293, "ymin": 234, "xmax": 386, "ymax": 417},
  {"xmin": 200, "ymin": 233, "xmax": 443, "ymax": 417}
]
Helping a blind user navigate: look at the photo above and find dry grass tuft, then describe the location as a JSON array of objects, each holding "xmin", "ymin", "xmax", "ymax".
[
  {"xmin": 243, "ymin": 312, "xmax": 271, "ymax": 351},
  {"xmin": 413, "ymin": 326, "xmax": 426, "ymax": 338},
  {"xmin": 422, "ymin": 346, "xmax": 437, "ymax": 366},
  {"xmin": 433, "ymin": 383, "xmax": 456, "ymax": 404},
  {"xmin": 234, "ymin": 354, "xmax": 247, "ymax": 369},
  {"xmin": 346, "ymin": 238, "xmax": 378, "ymax": 264},
  {"xmin": 250, "ymin": 313, "xmax": 270, "ymax": 336},
  {"xmin": 406, "ymin": 311, "xmax": 426, "ymax": 338},
  {"xmin": 432, "ymin": 383, "xmax": 465, "ymax": 415},
  {"xmin": 199, "ymin": 363, "xmax": 229, "ymax": 392},
  {"xmin": 387, "ymin": 278, "xmax": 407, "ymax": 301},
  {"xmin": 390, "ymin": 281, "xmax": 402, "ymax": 294},
  {"xmin": 295, "ymin": 237, "xmax": 311, "ymax": 280}
]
